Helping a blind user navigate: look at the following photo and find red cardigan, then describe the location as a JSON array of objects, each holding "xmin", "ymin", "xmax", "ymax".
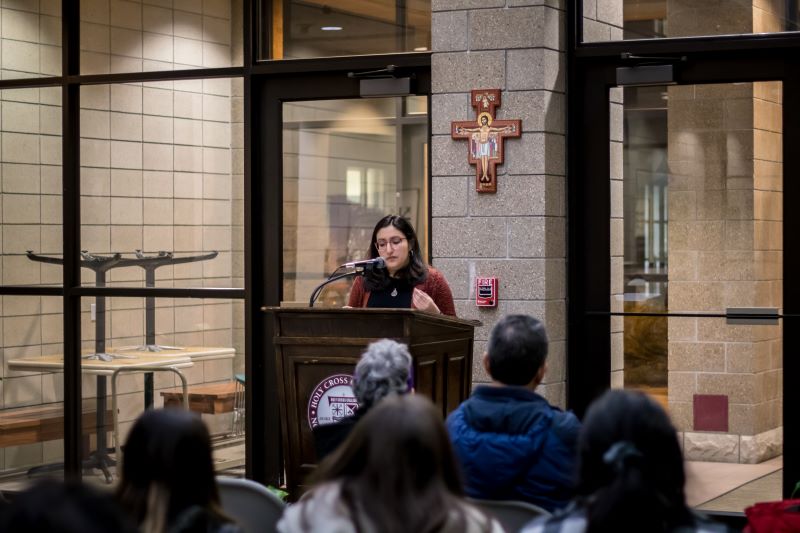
[{"xmin": 347, "ymin": 267, "xmax": 456, "ymax": 316}]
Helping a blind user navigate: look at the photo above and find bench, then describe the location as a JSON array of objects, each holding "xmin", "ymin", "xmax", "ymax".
[
  {"xmin": 0, "ymin": 405, "xmax": 112, "ymax": 448},
  {"xmin": 161, "ymin": 381, "xmax": 238, "ymax": 414}
]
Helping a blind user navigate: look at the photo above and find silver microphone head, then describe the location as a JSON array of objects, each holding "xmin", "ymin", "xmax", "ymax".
[{"xmin": 373, "ymin": 257, "xmax": 386, "ymax": 269}]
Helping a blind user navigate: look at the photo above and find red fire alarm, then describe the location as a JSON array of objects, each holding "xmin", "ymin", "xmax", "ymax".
[{"xmin": 476, "ymin": 277, "xmax": 498, "ymax": 307}]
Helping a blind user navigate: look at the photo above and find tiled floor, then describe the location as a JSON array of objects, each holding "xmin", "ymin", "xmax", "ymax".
[
  {"xmin": 698, "ymin": 470, "xmax": 782, "ymax": 512},
  {"xmin": 686, "ymin": 456, "xmax": 783, "ymax": 512}
]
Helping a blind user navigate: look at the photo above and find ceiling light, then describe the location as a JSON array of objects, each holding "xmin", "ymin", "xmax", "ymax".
[
  {"xmin": 321, "ymin": 26, "xmax": 342, "ymax": 31},
  {"xmin": 413, "ymin": 47, "xmax": 428, "ymax": 51}
]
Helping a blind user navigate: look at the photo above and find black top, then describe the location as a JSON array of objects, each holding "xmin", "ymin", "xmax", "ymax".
[{"xmin": 366, "ymin": 277, "xmax": 413, "ymax": 309}]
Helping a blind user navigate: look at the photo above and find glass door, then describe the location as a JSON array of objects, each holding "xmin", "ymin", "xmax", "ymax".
[
  {"xmin": 612, "ymin": 81, "xmax": 783, "ymax": 512},
  {"xmin": 252, "ymin": 64, "xmax": 430, "ymax": 484}
]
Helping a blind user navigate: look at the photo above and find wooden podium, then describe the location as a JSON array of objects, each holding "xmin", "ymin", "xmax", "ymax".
[{"xmin": 264, "ymin": 307, "xmax": 477, "ymax": 495}]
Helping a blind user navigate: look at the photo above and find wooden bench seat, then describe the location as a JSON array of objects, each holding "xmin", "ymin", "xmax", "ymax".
[
  {"xmin": 161, "ymin": 381, "xmax": 238, "ymax": 414},
  {"xmin": 0, "ymin": 405, "xmax": 112, "ymax": 448}
]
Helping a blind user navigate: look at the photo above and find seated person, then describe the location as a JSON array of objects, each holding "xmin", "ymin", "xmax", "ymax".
[
  {"xmin": 0, "ymin": 479, "xmax": 136, "ymax": 533},
  {"xmin": 116, "ymin": 408, "xmax": 243, "ymax": 533},
  {"xmin": 313, "ymin": 338, "xmax": 412, "ymax": 460},
  {"xmin": 447, "ymin": 314, "xmax": 580, "ymax": 511},
  {"xmin": 280, "ymin": 395, "xmax": 503, "ymax": 533},
  {"xmin": 522, "ymin": 390, "xmax": 733, "ymax": 533}
]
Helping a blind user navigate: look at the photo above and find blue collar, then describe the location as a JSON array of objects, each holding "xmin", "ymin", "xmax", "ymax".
[{"xmin": 471, "ymin": 384, "xmax": 544, "ymax": 402}]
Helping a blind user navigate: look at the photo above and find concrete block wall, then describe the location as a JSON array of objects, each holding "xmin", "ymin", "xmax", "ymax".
[
  {"xmin": 431, "ymin": 1, "xmax": 568, "ymax": 406},
  {"xmin": 80, "ymin": 0, "xmax": 237, "ymax": 74},
  {"xmin": 0, "ymin": 0, "xmax": 62, "ymax": 78},
  {"xmin": 583, "ymin": 0, "xmax": 624, "ymax": 42},
  {"xmin": 666, "ymin": 0, "xmax": 753, "ymax": 38},
  {"xmin": 0, "ymin": 1, "xmax": 245, "ymax": 471}
]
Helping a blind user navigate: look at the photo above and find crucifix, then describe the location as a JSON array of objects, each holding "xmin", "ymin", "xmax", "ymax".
[{"xmin": 451, "ymin": 89, "xmax": 521, "ymax": 193}]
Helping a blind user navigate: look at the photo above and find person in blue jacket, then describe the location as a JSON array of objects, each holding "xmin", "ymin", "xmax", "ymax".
[{"xmin": 446, "ymin": 314, "xmax": 581, "ymax": 512}]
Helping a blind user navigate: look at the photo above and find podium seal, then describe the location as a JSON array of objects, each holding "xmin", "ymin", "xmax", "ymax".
[{"xmin": 307, "ymin": 374, "xmax": 357, "ymax": 429}]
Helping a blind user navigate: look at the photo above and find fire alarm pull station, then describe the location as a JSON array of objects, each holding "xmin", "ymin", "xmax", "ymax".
[{"xmin": 476, "ymin": 277, "xmax": 498, "ymax": 307}]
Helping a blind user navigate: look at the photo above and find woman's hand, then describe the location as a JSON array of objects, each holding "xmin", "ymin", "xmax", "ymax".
[{"xmin": 413, "ymin": 288, "xmax": 441, "ymax": 314}]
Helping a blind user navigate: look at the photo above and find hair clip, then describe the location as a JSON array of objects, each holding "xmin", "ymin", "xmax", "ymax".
[{"xmin": 603, "ymin": 441, "xmax": 642, "ymax": 473}]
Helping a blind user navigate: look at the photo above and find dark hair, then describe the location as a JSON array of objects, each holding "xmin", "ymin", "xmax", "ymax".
[
  {"xmin": 364, "ymin": 215, "xmax": 428, "ymax": 291},
  {"xmin": 578, "ymin": 390, "xmax": 692, "ymax": 533},
  {"xmin": 308, "ymin": 395, "xmax": 491, "ymax": 533},
  {"xmin": 116, "ymin": 408, "xmax": 229, "ymax": 533},
  {"xmin": 486, "ymin": 314, "xmax": 548, "ymax": 385},
  {"xmin": 0, "ymin": 479, "xmax": 137, "ymax": 533}
]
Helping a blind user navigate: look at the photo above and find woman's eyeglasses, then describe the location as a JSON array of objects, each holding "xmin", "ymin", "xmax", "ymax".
[{"xmin": 375, "ymin": 237, "xmax": 407, "ymax": 250}]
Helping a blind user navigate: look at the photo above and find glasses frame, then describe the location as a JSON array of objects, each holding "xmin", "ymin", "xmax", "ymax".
[{"xmin": 375, "ymin": 237, "xmax": 408, "ymax": 251}]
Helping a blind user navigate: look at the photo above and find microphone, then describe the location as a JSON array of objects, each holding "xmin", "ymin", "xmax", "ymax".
[{"xmin": 344, "ymin": 257, "xmax": 386, "ymax": 270}]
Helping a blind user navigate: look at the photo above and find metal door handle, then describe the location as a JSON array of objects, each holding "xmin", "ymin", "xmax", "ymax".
[{"xmin": 726, "ymin": 307, "xmax": 780, "ymax": 325}]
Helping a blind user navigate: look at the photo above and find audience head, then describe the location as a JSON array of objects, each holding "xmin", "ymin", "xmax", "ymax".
[
  {"xmin": 310, "ymin": 395, "xmax": 470, "ymax": 533},
  {"xmin": 353, "ymin": 339, "xmax": 412, "ymax": 409},
  {"xmin": 577, "ymin": 389, "xmax": 691, "ymax": 533},
  {"xmin": 116, "ymin": 408, "xmax": 224, "ymax": 532},
  {"xmin": 485, "ymin": 314, "xmax": 548, "ymax": 386},
  {"xmin": 0, "ymin": 479, "xmax": 136, "ymax": 533}
]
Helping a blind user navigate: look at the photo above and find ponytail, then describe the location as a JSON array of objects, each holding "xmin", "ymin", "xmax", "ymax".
[{"xmin": 586, "ymin": 441, "xmax": 691, "ymax": 533}]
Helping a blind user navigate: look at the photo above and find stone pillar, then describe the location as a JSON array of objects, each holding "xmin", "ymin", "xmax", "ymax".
[{"xmin": 430, "ymin": 1, "xmax": 567, "ymax": 405}]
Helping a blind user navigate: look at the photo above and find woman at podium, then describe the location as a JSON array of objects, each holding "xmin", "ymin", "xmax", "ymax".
[{"xmin": 348, "ymin": 215, "xmax": 456, "ymax": 316}]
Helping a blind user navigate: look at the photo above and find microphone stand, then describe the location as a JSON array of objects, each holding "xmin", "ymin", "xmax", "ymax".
[
  {"xmin": 308, "ymin": 271, "xmax": 359, "ymax": 308},
  {"xmin": 308, "ymin": 261, "xmax": 384, "ymax": 307}
]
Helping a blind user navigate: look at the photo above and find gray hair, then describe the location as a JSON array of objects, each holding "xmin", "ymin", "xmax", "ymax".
[{"xmin": 353, "ymin": 339, "xmax": 412, "ymax": 409}]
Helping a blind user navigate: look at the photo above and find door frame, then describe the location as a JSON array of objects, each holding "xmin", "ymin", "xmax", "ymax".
[
  {"xmin": 566, "ymin": 27, "xmax": 800, "ymax": 500},
  {"xmin": 249, "ymin": 57, "xmax": 431, "ymax": 485}
]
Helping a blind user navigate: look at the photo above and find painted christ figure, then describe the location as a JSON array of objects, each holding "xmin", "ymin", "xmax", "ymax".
[{"xmin": 455, "ymin": 112, "xmax": 517, "ymax": 182}]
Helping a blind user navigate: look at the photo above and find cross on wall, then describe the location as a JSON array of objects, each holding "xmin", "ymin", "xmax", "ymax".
[{"xmin": 451, "ymin": 89, "xmax": 521, "ymax": 194}]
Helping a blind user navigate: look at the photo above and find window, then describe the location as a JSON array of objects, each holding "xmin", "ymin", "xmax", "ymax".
[
  {"xmin": 582, "ymin": 0, "xmax": 800, "ymax": 42},
  {"xmin": 262, "ymin": 0, "xmax": 431, "ymax": 59}
]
